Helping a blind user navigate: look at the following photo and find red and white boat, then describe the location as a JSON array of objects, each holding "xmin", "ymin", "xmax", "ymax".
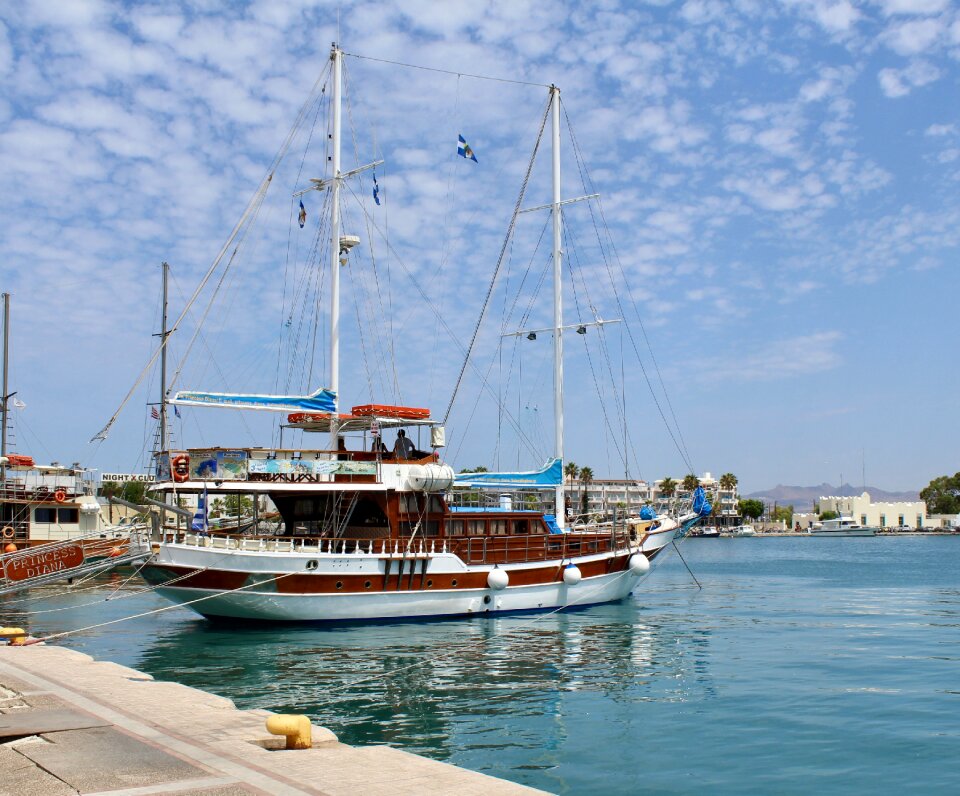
[{"xmin": 130, "ymin": 45, "xmax": 704, "ymax": 623}]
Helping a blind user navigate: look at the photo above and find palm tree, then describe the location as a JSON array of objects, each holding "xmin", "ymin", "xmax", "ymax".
[
  {"xmin": 579, "ymin": 466, "xmax": 594, "ymax": 515},
  {"xmin": 681, "ymin": 473, "xmax": 700, "ymax": 493},
  {"xmin": 564, "ymin": 461, "xmax": 580, "ymax": 484},
  {"xmin": 659, "ymin": 477, "xmax": 677, "ymax": 499},
  {"xmin": 719, "ymin": 472, "xmax": 738, "ymax": 491}
]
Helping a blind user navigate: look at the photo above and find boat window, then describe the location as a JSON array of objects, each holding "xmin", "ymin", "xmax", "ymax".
[
  {"xmin": 58, "ymin": 508, "xmax": 79, "ymax": 524},
  {"xmin": 35, "ymin": 508, "xmax": 57, "ymax": 523},
  {"xmin": 428, "ymin": 495, "xmax": 444, "ymax": 513},
  {"xmin": 425, "ymin": 520, "xmax": 440, "ymax": 537},
  {"xmin": 512, "ymin": 519, "xmax": 529, "ymax": 535},
  {"xmin": 399, "ymin": 494, "xmax": 419, "ymax": 514},
  {"xmin": 447, "ymin": 519, "xmax": 465, "ymax": 536},
  {"xmin": 489, "ymin": 519, "xmax": 507, "ymax": 535},
  {"xmin": 467, "ymin": 519, "xmax": 486, "ymax": 535}
]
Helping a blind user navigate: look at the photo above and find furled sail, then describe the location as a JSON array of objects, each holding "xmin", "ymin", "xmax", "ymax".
[
  {"xmin": 453, "ymin": 458, "xmax": 562, "ymax": 489},
  {"xmin": 171, "ymin": 387, "xmax": 336, "ymax": 413}
]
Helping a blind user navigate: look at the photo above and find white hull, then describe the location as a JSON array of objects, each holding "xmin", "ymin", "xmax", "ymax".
[
  {"xmin": 155, "ymin": 569, "xmax": 642, "ymax": 622},
  {"xmin": 808, "ymin": 529, "xmax": 875, "ymax": 537}
]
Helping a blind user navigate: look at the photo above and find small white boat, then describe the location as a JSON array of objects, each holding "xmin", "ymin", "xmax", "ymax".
[
  {"xmin": 808, "ymin": 517, "xmax": 876, "ymax": 537},
  {"xmin": 730, "ymin": 524, "xmax": 756, "ymax": 537}
]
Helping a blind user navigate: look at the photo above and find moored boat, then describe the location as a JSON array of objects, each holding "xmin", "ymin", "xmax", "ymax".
[
  {"xmin": 808, "ymin": 517, "xmax": 876, "ymax": 537},
  {"xmin": 120, "ymin": 44, "xmax": 706, "ymax": 623}
]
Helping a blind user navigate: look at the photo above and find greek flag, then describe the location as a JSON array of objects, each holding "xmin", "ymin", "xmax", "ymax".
[
  {"xmin": 458, "ymin": 134, "xmax": 478, "ymax": 163},
  {"xmin": 373, "ymin": 172, "xmax": 381, "ymax": 205},
  {"xmin": 298, "ymin": 199, "xmax": 306, "ymax": 228}
]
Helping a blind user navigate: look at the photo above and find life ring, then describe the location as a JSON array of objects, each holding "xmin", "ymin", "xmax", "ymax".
[
  {"xmin": 171, "ymin": 454, "xmax": 190, "ymax": 483},
  {"xmin": 54, "ymin": 489, "xmax": 67, "ymax": 503},
  {"xmin": 1, "ymin": 527, "xmax": 14, "ymax": 539}
]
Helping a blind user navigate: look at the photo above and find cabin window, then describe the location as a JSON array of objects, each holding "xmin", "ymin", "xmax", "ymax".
[
  {"xmin": 425, "ymin": 521, "xmax": 440, "ymax": 537},
  {"xmin": 428, "ymin": 495, "xmax": 444, "ymax": 513},
  {"xmin": 513, "ymin": 519, "xmax": 529, "ymax": 535},
  {"xmin": 447, "ymin": 519, "xmax": 465, "ymax": 536},
  {"xmin": 489, "ymin": 519, "xmax": 508, "ymax": 535},
  {"xmin": 467, "ymin": 519, "xmax": 486, "ymax": 535},
  {"xmin": 35, "ymin": 508, "xmax": 57, "ymax": 523},
  {"xmin": 58, "ymin": 508, "xmax": 79, "ymax": 524}
]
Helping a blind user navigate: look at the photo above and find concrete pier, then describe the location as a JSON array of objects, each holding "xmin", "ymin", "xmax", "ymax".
[{"xmin": 0, "ymin": 645, "xmax": 547, "ymax": 795}]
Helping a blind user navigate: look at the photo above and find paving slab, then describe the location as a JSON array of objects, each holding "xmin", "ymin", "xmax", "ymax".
[
  {"xmin": 20, "ymin": 725, "xmax": 209, "ymax": 792},
  {"xmin": 0, "ymin": 707, "xmax": 111, "ymax": 739},
  {"xmin": 0, "ymin": 744, "xmax": 77, "ymax": 796}
]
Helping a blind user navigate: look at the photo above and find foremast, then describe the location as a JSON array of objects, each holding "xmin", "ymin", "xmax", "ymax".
[{"xmin": 328, "ymin": 42, "xmax": 343, "ymax": 452}]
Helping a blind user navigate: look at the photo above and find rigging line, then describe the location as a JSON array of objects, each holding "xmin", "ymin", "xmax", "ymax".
[
  {"xmin": 343, "ymin": 64, "xmax": 394, "ymax": 401},
  {"xmin": 443, "ymin": 95, "xmax": 552, "ymax": 425},
  {"xmin": 343, "ymin": 51, "xmax": 550, "ymax": 89},
  {"xmin": 671, "ymin": 539, "xmax": 702, "ymax": 590},
  {"xmin": 93, "ymin": 66, "xmax": 331, "ymax": 443},
  {"xmin": 566, "ymin": 255, "xmax": 627, "ymax": 472},
  {"xmin": 341, "ymin": 181, "xmax": 544, "ymax": 460},
  {"xmin": 563, "ymin": 110, "xmax": 694, "ymax": 473},
  {"xmin": 29, "ymin": 570, "xmax": 301, "ymax": 644},
  {"xmin": 277, "ymin": 80, "xmax": 328, "ymax": 396}
]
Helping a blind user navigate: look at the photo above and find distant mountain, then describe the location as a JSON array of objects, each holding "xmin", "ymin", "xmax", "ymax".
[{"xmin": 745, "ymin": 483, "xmax": 921, "ymax": 512}]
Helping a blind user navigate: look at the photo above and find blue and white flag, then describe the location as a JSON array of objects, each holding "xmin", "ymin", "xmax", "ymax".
[
  {"xmin": 458, "ymin": 134, "xmax": 478, "ymax": 163},
  {"xmin": 173, "ymin": 404, "xmax": 181, "ymax": 419},
  {"xmin": 191, "ymin": 488, "xmax": 208, "ymax": 533},
  {"xmin": 372, "ymin": 172, "xmax": 381, "ymax": 205},
  {"xmin": 298, "ymin": 199, "xmax": 306, "ymax": 228}
]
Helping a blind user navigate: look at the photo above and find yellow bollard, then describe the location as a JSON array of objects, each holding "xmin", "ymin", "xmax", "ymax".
[
  {"xmin": 0, "ymin": 627, "xmax": 26, "ymax": 646},
  {"xmin": 265, "ymin": 714, "xmax": 312, "ymax": 749}
]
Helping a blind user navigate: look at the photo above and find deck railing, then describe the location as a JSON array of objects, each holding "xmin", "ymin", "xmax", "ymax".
[{"xmin": 159, "ymin": 528, "xmax": 635, "ymax": 565}]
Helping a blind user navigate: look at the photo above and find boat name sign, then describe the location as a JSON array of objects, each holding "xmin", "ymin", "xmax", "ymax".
[{"xmin": 4, "ymin": 544, "xmax": 85, "ymax": 582}]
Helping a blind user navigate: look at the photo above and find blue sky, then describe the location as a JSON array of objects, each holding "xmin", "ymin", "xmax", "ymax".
[{"xmin": 0, "ymin": 0, "xmax": 957, "ymax": 493}]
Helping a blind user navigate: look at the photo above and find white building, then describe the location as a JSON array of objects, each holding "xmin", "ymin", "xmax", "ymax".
[{"xmin": 793, "ymin": 491, "xmax": 940, "ymax": 530}]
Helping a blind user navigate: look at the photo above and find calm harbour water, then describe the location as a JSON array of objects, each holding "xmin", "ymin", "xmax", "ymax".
[{"xmin": 5, "ymin": 536, "xmax": 959, "ymax": 794}]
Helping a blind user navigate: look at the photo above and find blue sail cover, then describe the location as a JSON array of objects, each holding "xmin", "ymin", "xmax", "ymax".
[
  {"xmin": 171, "ymin": 387, "xmax": 336, "ymax": 414},
  {"xmin": 454, "ymin": 458, "xmax": 563, "ymax": 490},
  {"xmin": 692, "ymin": 485, "xmax": 712, "ymax": 517}
]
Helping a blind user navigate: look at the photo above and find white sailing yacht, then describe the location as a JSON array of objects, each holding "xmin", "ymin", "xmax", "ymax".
[{"xmin": 133, "ymin": 45, "xmax": 704, "ymax": 622}]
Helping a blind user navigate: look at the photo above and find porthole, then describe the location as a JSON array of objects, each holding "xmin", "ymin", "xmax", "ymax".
[
  {"xmin": 305, "ymin": 559, "xmax": 319, "ymax": 571},
  {"xmin": 335, "ymin": 581, "xmax": 343, "ymax": 590},
  {"xmin": 426, "ymin": 579, "xmax": 433, "ymax": 588},
  {"xmin": 483, "ymin": 594, "xmax": 492, "ymax": 605},
  {"xmin": 451, "ymin": 579, "xmax": 458, "ymax": 587},
  {"xmin": 364, "ymin": 580, "xmax": 372, "ymax": 589}
]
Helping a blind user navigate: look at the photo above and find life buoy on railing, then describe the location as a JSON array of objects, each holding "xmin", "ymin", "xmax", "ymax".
[
  {"xmin": 53, "ymin": 489, "xmax": 67, "ymax": 503},
  {"xmin": 171, "ymin": 454, "xmax": 190, "ymax": 483},
  {"xmin": 1, "ymin": 526, "xmax": 14, "ymax": 539}
]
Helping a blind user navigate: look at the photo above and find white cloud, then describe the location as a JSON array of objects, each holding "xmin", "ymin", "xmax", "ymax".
[
  {"xmin": 925, "ymin": 123, "xmax": 956, "ymax": 136},
  {"xmin": 878, "ymin": 0, "xmax": 951, "ymax": 15},
  {"xmin": 691, "ymin": 332, "xmax": 844, "ymax": 382},
  {"xmin": 883, "ymin": 17, "xmax": 945, "ymax": 55},
  {"xmin": 877, "ymin": 59, "xmax": 941, "ymax": 97}
]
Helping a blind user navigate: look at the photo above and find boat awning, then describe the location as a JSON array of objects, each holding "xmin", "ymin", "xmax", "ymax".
[
  {"xmin": 170, "ymin": 387, "xmax": 336, "ymax": 414},
  {"xmin": 453, "ymin": 458, "xmax": 562, "ymax": 490}
]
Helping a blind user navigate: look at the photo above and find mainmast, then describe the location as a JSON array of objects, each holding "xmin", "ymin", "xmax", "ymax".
[
  {"xmin": 1, "ymin": 293, "xmax": 9, "ymax": 484},
  {"xmin": 159, "ymin": 261, "xmax": 169, "ymax": 454},
  {"xmin": 328, "ymin": 42, "xmax": 343, "ymax": 451},
  {"xmin": 550, "ymin": 86, "xmax": 565, "ymax": 529}
]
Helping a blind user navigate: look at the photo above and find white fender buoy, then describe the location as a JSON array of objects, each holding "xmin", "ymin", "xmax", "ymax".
[
  {"xmin": 562, "ymin": 564, "xmax": 582, "ymax": 586},
  {"xmin": 487, "ymin": 567, "xmax": 509, "ymax": 590},
  {"xmin": 629, "ymin": 553, "xmax": 650, "ymax": 575}
]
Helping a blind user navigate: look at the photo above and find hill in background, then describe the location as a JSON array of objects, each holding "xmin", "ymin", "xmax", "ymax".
[{"xmin": 745, "ymin": 483, "xmax": 921, "ymax": 513}]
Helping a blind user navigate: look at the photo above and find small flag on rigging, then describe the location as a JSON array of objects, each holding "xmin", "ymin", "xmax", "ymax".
[
  {"xmin": 372, "ymin": 172, "xmax": 381, "ymax": 205},
  {"xmin": 174, "ymin": 405, "xmax": 181, "ymax": 419},
  {"xmin": 458, "ymin": 134, "xmax": 478, "ymax": 163},
  {"xmin": 151, "ymin": 406, "xmax": 160, "ymax": 420},
  {"xmin": 298, "ymin": 199, "xmax": 307, "ymax": 228}
]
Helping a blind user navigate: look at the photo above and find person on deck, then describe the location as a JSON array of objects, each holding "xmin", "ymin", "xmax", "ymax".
[
  {"xmin": 371, "ymin": 434, "xmax": 388, "ymax": 454},
  {"xmin": 393, "ymin": 429, "xmax": 415, "ymax": 459}
]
